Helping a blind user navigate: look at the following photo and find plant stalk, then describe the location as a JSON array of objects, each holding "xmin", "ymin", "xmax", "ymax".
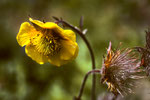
[{"xmin": 55, "ymin": 18, "xmax": 96, "ymax": 100}]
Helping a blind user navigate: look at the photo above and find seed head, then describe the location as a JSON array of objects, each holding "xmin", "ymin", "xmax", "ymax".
[{"xmin": 101, "ymin": 42, "xmax": 146, "ymax": 97}]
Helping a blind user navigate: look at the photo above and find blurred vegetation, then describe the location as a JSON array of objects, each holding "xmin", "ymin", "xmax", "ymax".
[{"xmin": 1, "ymin": 0, "xmax": 150, "ymax": 100}]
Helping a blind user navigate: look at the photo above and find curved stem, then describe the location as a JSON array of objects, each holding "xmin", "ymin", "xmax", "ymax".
[
  {"xmin": 54, "ymin": 18, "xmax": 96, "ymax": 100},
  {"xmin": 74, "ymin": 70, "xmax": 101, "ymax": 100}
]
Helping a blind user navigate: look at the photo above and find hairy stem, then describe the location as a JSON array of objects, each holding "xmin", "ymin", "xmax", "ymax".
[{"xmin": 54, "ymin": 17, "xmax": 96, "ymax": 100}]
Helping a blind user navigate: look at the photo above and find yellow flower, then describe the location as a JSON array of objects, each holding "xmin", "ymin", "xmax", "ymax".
[{"xmin": 16, "ymin": 18, "xmax": 78, "ymax": 66}]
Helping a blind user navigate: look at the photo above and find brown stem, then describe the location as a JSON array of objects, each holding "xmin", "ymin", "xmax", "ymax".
[
  {"xmin": 74, "ymin": 70, "xmax": 101, "ymax": 100},
  {"xmin": 53, "ymin": 17, "xmax": 96, "ymax": 100}
]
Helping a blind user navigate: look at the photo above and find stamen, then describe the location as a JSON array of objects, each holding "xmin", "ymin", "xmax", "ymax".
[{"xmin": 36, "ymin": 35, "xmax": 61, "ymax": 56}]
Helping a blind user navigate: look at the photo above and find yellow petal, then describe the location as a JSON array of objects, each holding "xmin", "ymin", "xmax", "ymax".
[
  {"xmin": 25, "ymin": 44, "xmax": 48, "ymax": 64},
  {"xmin": 47, "ymin": 40, "xmax": 78, "ymax": 66},
  {"xmin": 16, "ymin": 22, "xmax": 33, "ymax": 47},
  {"xmin": 29, "ymin": 17, "xmax": 44, "ymax": 28},
  {"xmin": 63, "ymin": 30, "xmax": 76, "ymax": 42},
  {"xmin": 29, "ymin": 17, "xmax": 65, "ymax": 38},
  {"xmin": 72, "ymin": 43, "xmax": 79, "ymax": 59},
  {"xmin": 48, "ymin": 56, "xmax": 68, "ymax": 67},
  {"xmin": 60, "ymin": 40, "xmax": 78, "ymax": 60},
  {"xmin": 43, "ymin": 22, "xmax": 65, "ymax": 38},
  {"xmin": 29, "ymin": 17, "xmax": 60, "ymax": 29}
]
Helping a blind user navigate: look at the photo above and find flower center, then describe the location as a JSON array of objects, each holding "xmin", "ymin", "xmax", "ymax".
[{"xmin": 31, "ymin": 29, "xmax": 61, "ymax": 56}]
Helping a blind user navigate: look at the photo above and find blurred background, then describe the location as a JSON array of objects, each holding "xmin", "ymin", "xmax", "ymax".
[{"xmin": 1, "ymin": 0, "xmax": 150, "ymax": 100}]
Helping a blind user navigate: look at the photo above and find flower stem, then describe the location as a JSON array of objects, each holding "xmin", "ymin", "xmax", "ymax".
[
  {"xmin": 74, "ymin": 70, "xmax": 101, "ymax": 100},
  {"xmin": 53, "ymin": 17, "xmax": 96, "ymax": 100}
]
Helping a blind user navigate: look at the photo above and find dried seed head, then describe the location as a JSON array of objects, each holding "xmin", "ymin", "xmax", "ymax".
[{"xmin": 101, "ymin": 42, "xmax": 146, "ymax": 97}]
